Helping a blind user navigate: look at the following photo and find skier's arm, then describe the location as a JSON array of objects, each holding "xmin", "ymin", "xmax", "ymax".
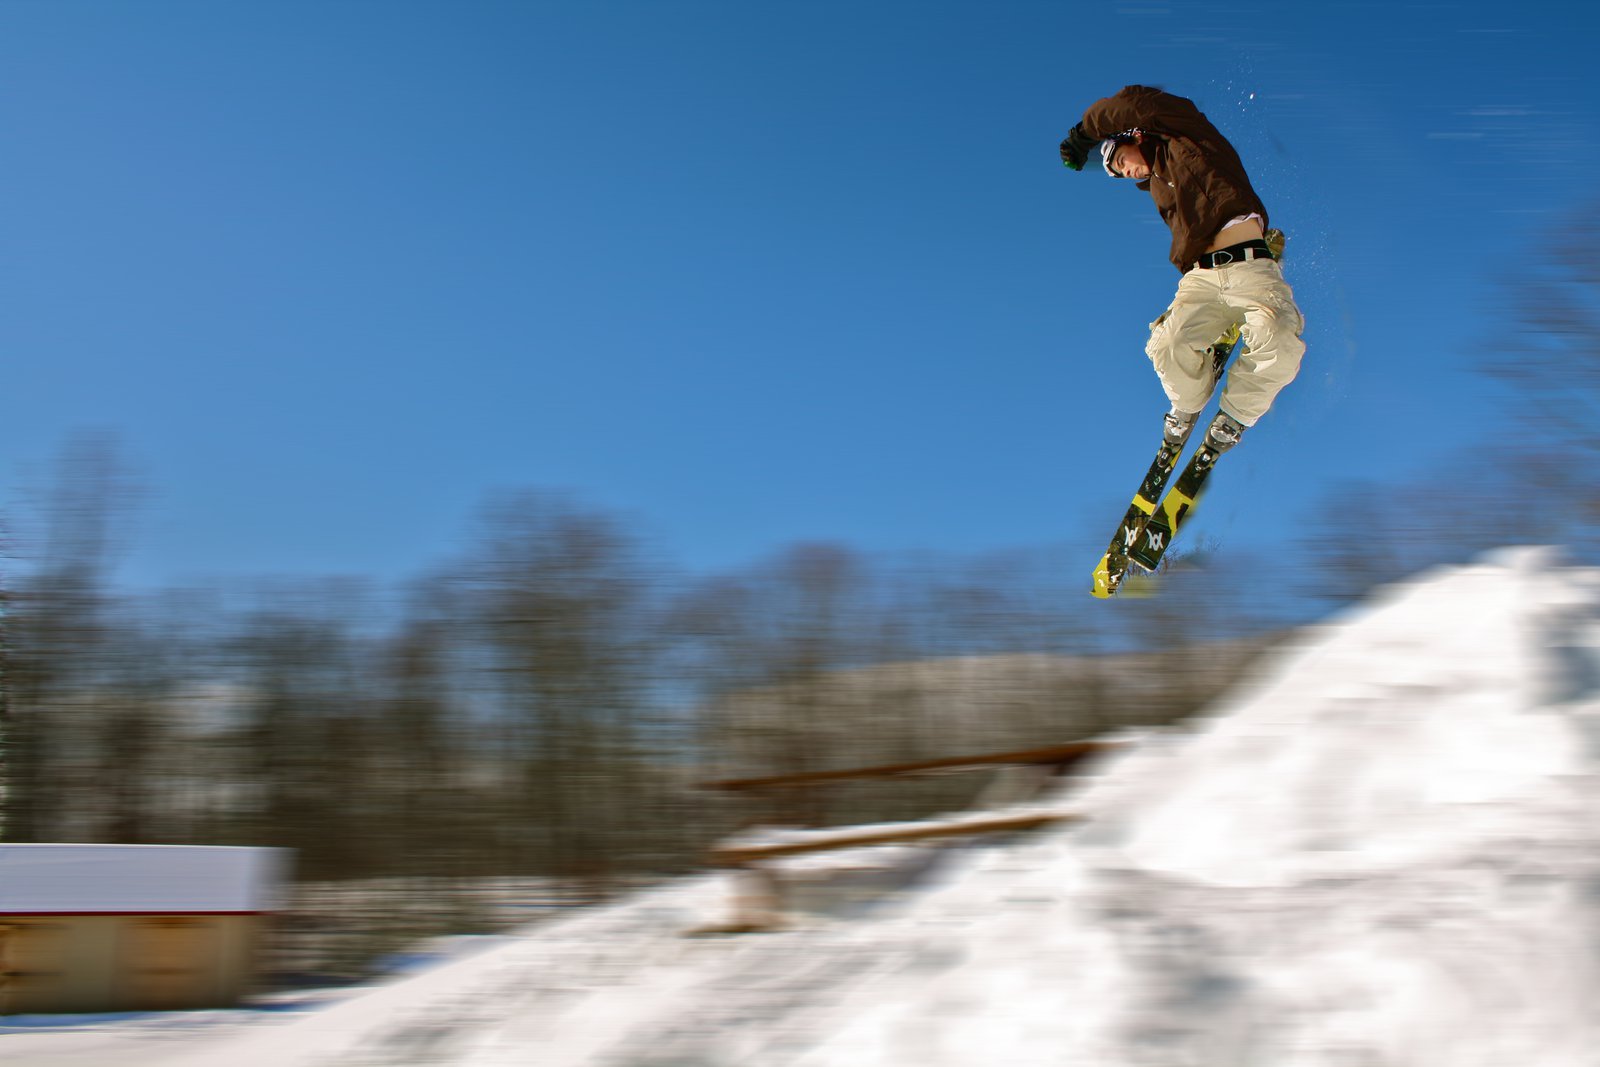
[{"xmin": 1077, "ymin": 85, "xmax": 1202, "ymax": 142}]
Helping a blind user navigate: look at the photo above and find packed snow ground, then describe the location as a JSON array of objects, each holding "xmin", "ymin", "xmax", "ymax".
[{"xmin": 7, "ymin": 546, "xmax": 1600, "ymax": 1066}]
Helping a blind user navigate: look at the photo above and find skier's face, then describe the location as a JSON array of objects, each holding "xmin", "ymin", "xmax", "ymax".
[{"xmin": 1110, "ymin": 143, "xmax": 1149, "ymax": 181}]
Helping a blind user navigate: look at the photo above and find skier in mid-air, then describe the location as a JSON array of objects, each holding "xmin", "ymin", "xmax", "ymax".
[{"xmin": 1059, "ymin": 84, "xmax": 1306, "ymax": 452}]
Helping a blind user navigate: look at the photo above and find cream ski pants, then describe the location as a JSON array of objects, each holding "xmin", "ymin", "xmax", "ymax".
[{"xmin": 1144, "ymin": 257, "xmax": 1306, "ymax": 426}]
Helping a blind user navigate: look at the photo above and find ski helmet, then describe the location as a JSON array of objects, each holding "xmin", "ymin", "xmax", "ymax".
[{"xmin": 1100, "ymin": 131, "xmax": 1141, "ymax": 177}]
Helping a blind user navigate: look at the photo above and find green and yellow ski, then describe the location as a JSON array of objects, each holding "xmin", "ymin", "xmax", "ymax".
[{"xmin": 1090, "ymin": 325, "xmax": 1240, "ymax": 599}]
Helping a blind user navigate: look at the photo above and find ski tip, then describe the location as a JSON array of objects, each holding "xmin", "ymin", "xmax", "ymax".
[{"xmin": 1091, "ymin": 557, "xmax": 1114, "ymax": 599}]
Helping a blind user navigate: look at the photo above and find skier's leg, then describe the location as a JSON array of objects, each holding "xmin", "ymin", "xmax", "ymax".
[
  {"xmin": 1217, "ymin": 259, "xmax": 1306, "ymax": 426},
  {"xmin": 1145, "ymin": 270, "xmax": 1242, "ymax": 419}
]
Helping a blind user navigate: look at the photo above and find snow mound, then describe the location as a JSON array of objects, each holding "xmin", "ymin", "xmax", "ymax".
[
  {"xmin": 804, "ymin": 546, "xmax": 1600, "ymax": 1065},
  {"xmin": 117, "ymin": 548, "xmax": 1600, "ymax": 1067},
  {"xmin": 1071, "ymin": 544, "xmax": 1600, "ymax": 886}
]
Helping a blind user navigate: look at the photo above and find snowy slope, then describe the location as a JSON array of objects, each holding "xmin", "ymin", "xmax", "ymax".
[
  {"xmin": 790, "ymin": 546, "xmax": 1600, "ymax": 1066},
  {"xmin": 10, "ymin": 547, "xmax": 1600, "ymax": 1067}
]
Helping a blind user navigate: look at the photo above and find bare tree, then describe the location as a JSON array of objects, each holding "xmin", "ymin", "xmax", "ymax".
[
  {"xmin": 2, "ymin": 433, "xmax": 142, "ymax": 842},
  {"xmin": 1292, "ymin": 206, "xmax": 1600, "ymax": 607},
  {"xmin": 1481, "ymin": 200, "xmax": 1600, "ymax": 540},
  {"xmin": 458, "ymin": 491, "xmax": 664, "ymax": 887},
  {"xmin": 678, "ymin": 543, "xmax": 883, "ymax": 826},
  {"xmin": 222, "ymin": 591, "xmax": 381, "ymax": 878}
]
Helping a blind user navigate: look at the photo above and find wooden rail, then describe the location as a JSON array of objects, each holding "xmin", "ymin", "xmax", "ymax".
[
  {"xmin": 699, "ymin": 740, "xmax": 1115, "ymax": 793},
  {"xmin": 693, "ymin": 739, "xmax": 1115, "ymax": 933},
  {"xmin": 710, "ymin": 811, "xmax": 1079, "ymax": 866}
]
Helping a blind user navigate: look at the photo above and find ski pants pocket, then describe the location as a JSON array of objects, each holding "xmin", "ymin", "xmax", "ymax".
[
  {"xmin": 1145, "ymin": 277, "xmax": 1239, "ymax": 415},
  {"xmin": 1222, "ymin": 261, "xmax": 1306, "ymax": 424}
]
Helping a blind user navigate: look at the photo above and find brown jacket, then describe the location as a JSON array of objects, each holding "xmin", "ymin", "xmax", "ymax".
[{"xmin": 1079, "ymin": 85, "xmax": 1268, "ymax": 272}]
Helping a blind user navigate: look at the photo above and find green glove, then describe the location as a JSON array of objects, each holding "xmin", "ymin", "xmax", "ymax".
[{"xmin": 1059, "ymin": 124, "xmax": 1098, "ymax": 171}]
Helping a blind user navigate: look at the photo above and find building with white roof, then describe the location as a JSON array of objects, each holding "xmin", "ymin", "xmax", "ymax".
[{"xmin": 0, "ymin": 844, "xmax": 287, "ymax": 1014}]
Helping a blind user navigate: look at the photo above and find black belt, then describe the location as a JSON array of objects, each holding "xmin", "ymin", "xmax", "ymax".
[{"xmin": 1192, "ymin": 239, "xmax": 1275, "ymax": 270}]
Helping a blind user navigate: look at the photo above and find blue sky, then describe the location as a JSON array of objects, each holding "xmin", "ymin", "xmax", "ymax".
[{"xmin": 3, "ymin": 0, "xmax": 1596, "ymax": 593}]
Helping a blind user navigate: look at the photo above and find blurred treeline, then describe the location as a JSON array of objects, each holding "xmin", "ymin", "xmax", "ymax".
[
  {"xmin": 2, "ymin": 204, "xmax": 1597, "ymax": 903},
  {"xmin": 0, "ymin": 438, "xmax": 1278, "ymax": 890}
]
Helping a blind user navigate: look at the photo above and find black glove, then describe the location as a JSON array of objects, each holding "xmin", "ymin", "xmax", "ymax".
[{"xmin": 1059, "ymin": 124, "xmax": 1098, "ymax": 171}]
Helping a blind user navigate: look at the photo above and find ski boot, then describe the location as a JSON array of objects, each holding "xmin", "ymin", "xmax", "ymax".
[
  {"xmin": 1162, "ymin": 408, "xmax": 1199, "ymax": 447},
  {"xmin": 1204, "ymin": 411, "xmax": 1246, "ymax": 452}
]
